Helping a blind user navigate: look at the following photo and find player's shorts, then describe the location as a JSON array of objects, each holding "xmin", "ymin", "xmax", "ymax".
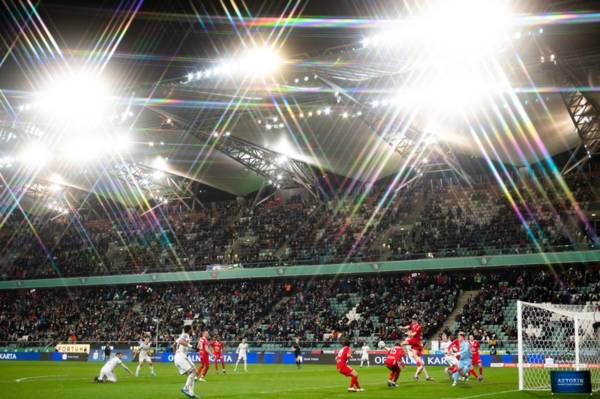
[
  {"xmin": 139, "ymin": 352, "xmax": 151, "ymax": 363},
  {"xmin": 237, "ymin": 354, "xmax": 247, "ymax": 361},
  {"xmin": 406, "ymin": 337, "xmax": 422, "ymax": 349},
  {"xmin": 459, "ymin": 360, "xmax": 471, "ymax": 374},
  {"xmin": 337, "ymin": 364, "xmax": 354, "ymax": 377},
  {"xmin": 296, "ymin": 355, "xmax": 303, "ymax": 362},
  {"xmin": 99, "ymin": 367, "xmax": 117, "ymax": 382},
  {"xmin": 472, "ymin": 355, "xmax": 482, "ymax": 366},
  {"xmin": 385, "ymin": 361, "xmax": 400, "ymax": 372},
  {"xmin": 199, "ymin": 352, "xmax": 209, "ymax": 366},
  {"xmin": 360, "ymin": 355, "xmax": 369, "ymax": 361},
  {"xmin": 213, "ymin": 352, "xmax": 223, "ymax": 361},
  {"xmin": 174, "ymin": 352, "xmax": 195, "ymax": 375},
  {"xmin": 445, "ymin": 355, "xmax": 458, "ymax": 367}
]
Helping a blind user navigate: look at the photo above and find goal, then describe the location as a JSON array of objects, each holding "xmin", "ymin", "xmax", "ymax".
[{"xmin": 517, "ymin": 300, "xmax": 600, "ymax": 392}]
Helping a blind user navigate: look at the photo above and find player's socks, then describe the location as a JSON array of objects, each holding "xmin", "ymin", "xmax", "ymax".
[
  {"xmin": 135, "ymin": 365, "xmax": 140, "ymax": 376},
  {"xmin": 150, "ymin": 365, "xmax": 156, "ymax": 376},
  {"xmin": 469, "ymin": 369, "xmax": 478, "ymax": 378},
  {"xmin": 185, "ymin": 373, "xmax": 196, "ymax": 393},
  {"xmin": 479, "ymin": 367, "xmax": 483, "ymax": 376},
  {"xmin": 423, "ymin": 368, "xmax": 431, "ymax": 380}
]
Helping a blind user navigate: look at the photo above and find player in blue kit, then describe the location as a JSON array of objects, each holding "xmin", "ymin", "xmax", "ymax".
[{"xmin": 452, "ymin": 332, "xmax": 471, "ymax": 387}]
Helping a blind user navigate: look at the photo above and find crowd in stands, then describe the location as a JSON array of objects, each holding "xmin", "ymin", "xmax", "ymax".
[
  {"xmin": 0, "ymin": 168, "xmax": 599, "ymax": 280},
  {"xmin": 0, "ymin": 266, "xmax": 597, "ymax": 346},
  {"xmin": 452, "ymin": 264, "xmax": 600, "ymax": 342}
]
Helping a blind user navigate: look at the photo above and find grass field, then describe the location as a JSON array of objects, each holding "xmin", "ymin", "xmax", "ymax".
[{"xmin": 0, "ymin": 362, "xmax": 598, "ymax": 399}]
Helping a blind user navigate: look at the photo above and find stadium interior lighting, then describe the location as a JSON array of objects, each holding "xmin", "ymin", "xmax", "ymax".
[
  {"xmin": 237, "ymin": 46, "xmax": 284, "ymax": 77},
  {"xmin": 275, "ymin": 155, "xmax": 289, "ymax": 165},
  {"xmin": 48, "ymin": 174, "xmax": 65, "ymax": 193},
  {"xmin": 186, "ymin": 46, "xmax": 284, "ymax": 82},
  {"xmin": 18, "ymin": 142, "xmax": 52, "ymax": 168},
  {"xmin": 152, "ymin": 170, "xmax": 165, "ymax": 180},
  {"xmin": 152, "ymin": 156, "xmax": 168, "ymax": 170},
  {"xmin": 364, "ymin": 0, "xmax": 514, "ymax": 113},
  {"xmin": 112, "ymin": 133, "xmax": 133, "ymax": 154},
  {"xmin": 35, "ymin": 69, "xmax": 112, "ymax": 126}
]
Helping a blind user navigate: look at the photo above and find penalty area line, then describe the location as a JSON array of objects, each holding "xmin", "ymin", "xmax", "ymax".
[
  {"xmin": 15, "ymin": 375, "xmax": 69, "ymax": 383},
  {"xmin": 258, "ymin": 384, "xmax": 342, "ymax": 394},
  {"xmin": 442, "ymin": 389, "xmax": 519, "ymax": 399}
]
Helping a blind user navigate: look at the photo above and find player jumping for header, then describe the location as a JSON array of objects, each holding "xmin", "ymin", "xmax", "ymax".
[{"xmin": 401, "ymin": 314, "xmax": 432, "ymax": 381}]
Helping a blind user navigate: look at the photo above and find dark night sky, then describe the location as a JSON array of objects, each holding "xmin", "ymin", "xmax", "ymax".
[{"xmin": 1, "ymin": 0, "xmax": 599, "ymax": 94}]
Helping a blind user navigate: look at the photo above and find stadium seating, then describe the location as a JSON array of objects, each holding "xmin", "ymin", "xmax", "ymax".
[
  {"xmin": 1, "ymin": 266, "xmax": 596, "ymax": 351},
  {"xmin": 1, "ymin": 170, "xmax": 599, "ymax": 281}
]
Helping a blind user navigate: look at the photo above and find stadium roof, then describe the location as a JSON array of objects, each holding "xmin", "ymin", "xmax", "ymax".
[{"xmin": 1, "ymin": 0, "xmax": 600, "ymax": 204}]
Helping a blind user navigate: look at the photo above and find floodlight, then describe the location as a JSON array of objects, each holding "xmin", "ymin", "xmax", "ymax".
[
  {"xmin": 152, "ymin": 156, "xmax": 168, "ymax": 170},
  {"xmin": 240, "ymin": 46, "xmax": 283, "ymax": 76},
  {"xmin": 113, "ymin": 134, "xmax": 133, "ymax": 154},
  {"xmin": 61, "ymin": 136, "xmax": 104, "ymax": 163},
  {"xmin": 275, "ymin": 155, "xmax": 289, "ymax": 165},
  {"xmin": 152, "ymin": 170, "xmax": 165, "ymax": 180},
  {"xmin": 35, "ymin": 69, "xmax": 111, "ymax": 126},
  {"xmin": 19, "ymin": 142, "xmax": 52, "ymax": 168},
  {"xmin": 49, "ymin": 184, "xmax": 63, "ymax": 193}
]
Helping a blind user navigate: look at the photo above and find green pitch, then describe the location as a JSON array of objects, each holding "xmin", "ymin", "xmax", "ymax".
[{"xmin": 0, "ymin": 362, "xmax": 597, "ymax": 399}]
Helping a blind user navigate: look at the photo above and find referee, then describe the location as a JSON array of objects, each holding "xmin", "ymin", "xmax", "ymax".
[{"xmin": 292, "ymin": 338, "xmax": 302, "ymax": 369}]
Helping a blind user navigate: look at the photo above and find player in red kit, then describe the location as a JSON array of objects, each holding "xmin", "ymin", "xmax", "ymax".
[
  {"xmin": 384, "ymin": 341, "xmax": 405, "ymax": 388},
  {"xmin": 196, "ymin": 330, "xmax": 211, "ymax": 381},
  {"xmin": 211, "ymin": 336, "xmax": 226, "ymax": 374},
  {"xmin": 468, "ymin": 334, "xmax": 484, "ymax": 381},
  {"xmin": 401, "ymin": 315, "xmax": 432, "ymax": 381},
  {"xmin": 444, "ymin": 334, "xmax": 460, "ymax": 380},
  {"xmin": 336, "ymin": 339, "xmax": 363, "ymax": 392}
]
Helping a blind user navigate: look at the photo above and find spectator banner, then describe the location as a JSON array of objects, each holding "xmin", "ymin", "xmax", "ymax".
[
  {"xmin": 550, "ymin": 371, "xmax": 592, "ymax": 394},
  {"xmin": 0, "ymin": 350, "xmax": 494, "ymax": 367},
  {"xmin": 0, "ymin": 352, "xmax": 41, "ymax": 361},
  {"xmin": 55, "ymin": 343, "xmax": 90, "ymax": 354}
]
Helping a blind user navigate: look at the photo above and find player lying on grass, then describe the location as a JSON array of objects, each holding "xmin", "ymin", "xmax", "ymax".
[
  {"xmin": 135, "ymin": 332, "xmax": 156, "ymax": 377},
  {"xmin": 94, "ymin": 352, "xmax": 132, "ymax": 383},
  {"xmin": 336, "ymin": 338, "xmax": 364, "ymax": 392},
  {"xmin": 384, "ymin": 341, "xmax": 406, "ymax": 388},
  {"xmin": 174, "ymin": 325, "xmax": 198, "ymax": 398}
]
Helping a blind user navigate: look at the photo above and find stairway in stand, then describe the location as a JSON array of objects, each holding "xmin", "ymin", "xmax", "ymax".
[{"xmin": 432, "ymin": 289, "xmax": 480, "ymax": 338}]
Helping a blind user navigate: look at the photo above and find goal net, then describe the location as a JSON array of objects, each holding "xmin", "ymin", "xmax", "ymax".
[{"xmin": 517, "ymin": 300, "xmax": 600, "ymax": 391}]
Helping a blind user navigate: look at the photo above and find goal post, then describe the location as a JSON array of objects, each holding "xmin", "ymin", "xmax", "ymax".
[{"xmin": 517, "ymin": 300, "xmax": 600, "ymax": 392}]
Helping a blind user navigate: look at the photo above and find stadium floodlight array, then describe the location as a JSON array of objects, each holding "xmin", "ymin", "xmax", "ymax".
[{"xmin": 517, "ymin": 300, "xmax": 600, "ymax": 392}]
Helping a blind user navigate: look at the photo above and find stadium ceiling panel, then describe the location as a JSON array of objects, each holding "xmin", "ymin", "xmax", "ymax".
[{"xmin": 1, "ymin": 0, "xmax": 600, "ymax": 211}]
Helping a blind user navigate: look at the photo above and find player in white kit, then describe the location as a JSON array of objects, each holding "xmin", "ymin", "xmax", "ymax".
[
  {"xmin": 174, "ymin": 325, "xmax": 197, "ymax": 398},
  {"xmin": 135, "ymin": 333, "xmax": 156, "ymax": 376},
  {"xmin": 360, "ymin": 342, "xmax": 370, "ymax": 367},
  {"xmin": 440, "ymin": 333, "xmax": 459, "ymax": 380},
  {"xmin": 94, "ymin": 352, "xmax": 132, "ymax": 383},
  {"xmin": 234, "ymin": 337, "xmax": 249, "ymax": 372}
]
